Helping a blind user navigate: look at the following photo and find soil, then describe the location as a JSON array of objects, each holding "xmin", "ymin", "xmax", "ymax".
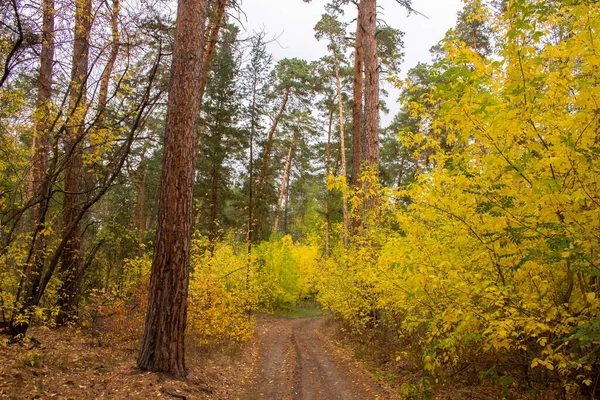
[
  {"xmin": 0, "ymin": 316, "xmax": 397, "ymax": 399},
  {"xmin": 239, "ymin": 316, "xmax": 397, "ymax": 400}
]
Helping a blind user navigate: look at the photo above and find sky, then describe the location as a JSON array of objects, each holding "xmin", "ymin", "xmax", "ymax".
[{"xmin": 239, "ymin": 0, "xmax": 465, "ymax": 126}]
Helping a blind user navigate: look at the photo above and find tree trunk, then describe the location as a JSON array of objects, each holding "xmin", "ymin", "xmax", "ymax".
[
  {"xmin": 137, "ymin": 0, "xmax": 207, "ymax": 378},
  {"xmin": 283, "ymin": 157, "xmax": 291, "ymax": 235},
  {"xmin": 324, "ymin": 107, "xmax": 333, "ymax": 257},
  {"xmin": 352, "ymin": 0, "xmax": 364, "ymax": 186},
  {"xmin": 333, "ymin": 43, "xmax": 349, "ymax": 250},
  {"xmin": 208, "ymin": 167, "xmax": 218, "ymax": 249},
  {"xmin": 246, "ymin": 78, "xmax": 257, "ymax": 292},
  {"xmin": 9, "ymin": 0, "xmax": 54, "ymax": 337},
  {"xmin": 97, "ymin": 0, "xmax": 120, "ymax": 127},
  {"xmin": 362, "ymin": 0, "xmax": 379, "ymax": 169},
  {"xmin": 198, "ymin": 0, "xmax": 226, "ymax": 105},
  {"xmin": 56, "ymin": 0, "xmax": 93, "ymax": 326},
  {"xmin": 137, "ymin": 167, "xmax": 147, "ymax": 258},
  {"xmin": 254, "ymin": 86, "xmax": 291, "ymax": 202},
  {"xmin": 129, "ymin": 150, "xmax": 147, "ymax": 258},
  {"xmin": 273, "ymin": 132, "xmax": 295, "ymax": 234},
  {"xmin": 196, "ymin": 0, "xmax": 227, "ymax": 148}
]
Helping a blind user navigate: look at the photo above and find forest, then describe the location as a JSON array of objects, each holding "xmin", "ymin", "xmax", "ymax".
[{"xmin": 0, "ymin": 0, "xmax": 599, "ymax": 398}]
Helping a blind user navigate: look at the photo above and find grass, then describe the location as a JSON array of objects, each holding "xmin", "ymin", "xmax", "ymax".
[{"xmin": 270, "ymin": 300, "xmax": 326, "ymax": 319}]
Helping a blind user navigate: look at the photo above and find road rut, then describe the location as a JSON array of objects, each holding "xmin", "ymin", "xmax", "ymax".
[{"xmin": 241, "ymin": 317, "xmax": 396, "ymax": 400}]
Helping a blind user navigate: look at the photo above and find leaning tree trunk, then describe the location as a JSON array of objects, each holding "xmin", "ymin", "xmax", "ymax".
[
  {"xmin": 56, "ymin": 0, "xmax": 92, "ymax": 326},
  {"xmin": 196, "ymin": 0, "xmax": 227, "ymax": 146},
  {"xmin": 137, "ymin": 0, "xmax": 207, "ymax": 378},
  {"xmin": 273, "ymin": 132, "xmax": 295, "ymax": 234},
  {"xmin": 198, "ymin": 0, "xmax": 226, "ymax": 105},
  {"xmin": 254, "ymin": 86, "xmax": 291, "ymax": 202},
  {"xmin": 96, "ymin": 0, "xmax": 120, "ymax": 127}
]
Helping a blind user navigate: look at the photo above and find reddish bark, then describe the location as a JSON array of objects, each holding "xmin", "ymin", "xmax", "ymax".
[
  {"xmin": 352, "ymin": 1, "xmax": 364, "ymax": 185},
  {"xmin": 56, "ymin": 0, "xmax": 93, "ymax": 325},
  {"xmin": 9, "ymin": 0, "xmax": 54, "ymax": 337},
  {"xmin": 137, "ymin": 0, "xmax": 207, "ymax": 378},
  {"xmin": 362, "ymin": 0, "xmax": 379, "ymax": 168}
]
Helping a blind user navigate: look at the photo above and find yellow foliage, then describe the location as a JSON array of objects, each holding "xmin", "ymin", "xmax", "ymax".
[{"xmin": 319, "ymin": 1, "xmax": 600, "ymax": 394}]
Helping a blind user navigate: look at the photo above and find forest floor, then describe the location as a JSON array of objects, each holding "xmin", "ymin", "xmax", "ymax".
[{"xmin": 0, "ymin": 315, "xmax": 396, "ymax": 400}]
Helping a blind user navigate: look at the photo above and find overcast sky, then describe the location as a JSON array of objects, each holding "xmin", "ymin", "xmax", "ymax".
[{"xmin": 238, "ymin": 0, "xmax": 464, "ymax": 126}]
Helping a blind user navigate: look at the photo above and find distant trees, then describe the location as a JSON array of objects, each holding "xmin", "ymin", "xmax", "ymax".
[
  {"xmin": 2, "ymin": 0, "xmax": 169, "ymax": 337},
  {"xmin": 0, "ymin": 0, "xmax": 410, "ymax": 368}
]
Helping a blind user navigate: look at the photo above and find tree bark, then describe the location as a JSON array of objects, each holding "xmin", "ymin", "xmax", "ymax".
[
  {"xmin": 352, "ymin": 0, "xmax": 364, "ymax": 186},
  {"xmin": 198, "ymin": 0, "xmax": 226, "ymax": 105},
  {"xmin": 56, "ymin": 0, "xmax": 93, "ymax": 326},
  {"xmin": 332, "ymin": 42, "xmax": 349, "ymax": 250},
  {"xmin": 196, "ymin": 0, "xmax": 227, "ymax": 148},
  {"xmin": 137, "ymin": 0, "xmax": 207, "ymax": 378},
  {"xmin": 208, "ymin": 167, "xmax": 218, "ymax": 249},
  {"xmin": 283, "ymin": 162, "xmax": 291, "ymax": 235},
  {"xmin": 246, "ymin": 74, "xmax": 257, "ymax": 292},
  {"xmin": 9, "ymin": 0, "xmax": 54, "ymax": 336},
  {"xmin": 97, "ymin": 0, "xmax": 120, "ymax": 127},
  {"xmin": 362, "ymin": 0, "xmax": 379, "ymax": 169},
  {"xmin": 324, "ymin": 107, "xmax": 333, "ymax": 257},
  {"xmin": 254, "ymin": 86, "xmax": 291, "ymax": 202},
  {"xmin": 273, "ymin": 132, "xmax": 295, "ymax": 234}
]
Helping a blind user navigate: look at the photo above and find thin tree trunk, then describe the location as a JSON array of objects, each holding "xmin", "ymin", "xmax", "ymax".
[
  {"xmin": 129, "ymin": 150, "xmax": 147, "ymax": 258},
  {"xmin": 97, "ymin": 0, "xmax": 120, "ymax": 126},
  {"xmin": 352, "ymin": 1, "xmax": 364, "ymax": 186},
  {"xmin": 283, "ymin": 163, "xmax": 291, "ymax": 235},
  {"xmin": 208, "ymin": 167, "xmax": 218, "ymax": 248},
  {"xmin": 56, "ymin": 0, "xmax": 93, "ymax": 326},
  {"xmin": 11, "ymin": 47, "xmax": 161, "ymax": 337},
  {"xmin": 246, "ymin": 78, "xmax": 257, "ymax": 292},
  {"xmin": 254, "ymin": 86, "xmax": 291, "ymax": 202},
  {"xmin": 198, "ymin": 0, "xmax": 226, "ymax": 105},
  {"xmin": 9, "ymin": 0, "xmax": 54, "ymax": 336},
  {"xmin": 325, "ymin": 107, "xmax": 333, "ymax": 257},
  {"xmin": 273, "ymin": 132, "xmax": 295, "ymax": 234},
  {"xmin": 137, "ymin": 167, "xmax": 146, "ymax": 258},
  {"xmin": 362, "ymin": 0, "xmax": 379, "ymax": 168},
  {"xmin": 137, "ymin": 0, "xmax": 207, "ymax": 378},
  {"xmin": 196, "ymin": 0, "xmax": 227, "ymax": 147},
  {"xmin": 332, "ymin": 42, "xmax": 349, "ymax": 250}
]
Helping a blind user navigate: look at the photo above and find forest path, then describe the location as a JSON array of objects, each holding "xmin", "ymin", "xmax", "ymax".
[{"xmin": 239, "ymin": 316, "xmax": 397, "ymax": 400}]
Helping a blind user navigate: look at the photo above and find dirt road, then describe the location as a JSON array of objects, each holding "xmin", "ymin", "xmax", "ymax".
[{"xmin": 240, "ymin": 317, "xmax": 397, "ymax": 400}]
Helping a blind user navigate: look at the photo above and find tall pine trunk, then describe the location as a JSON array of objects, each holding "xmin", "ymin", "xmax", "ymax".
[
  {"xmin": 9, "ymin": 0, "xmax": 55, "ymax": 337},
  {"xmin": 137, "ymin": 0, "xmax": 207, "ymax": 378},
  {"xmin": 56, "ymin": 0, "xmax": 93, "ymax": 325},
  {"xmin": 352, "ymin": 1, "xmax": 364, "ymax": 186},
  {"xmin": 362, "ymin": 0, "xmax": 379, "ymax": 169},
  {"xmin": 332, "ymin": 42, "xmax": 349, "ymax": 250},
  {"xmin": 324, "ymin": 107, "xmax": 333, "ymax": 257},
  {"xmin": 208, "ymin": 167, "xmax": 218, "ymax": 249}
]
